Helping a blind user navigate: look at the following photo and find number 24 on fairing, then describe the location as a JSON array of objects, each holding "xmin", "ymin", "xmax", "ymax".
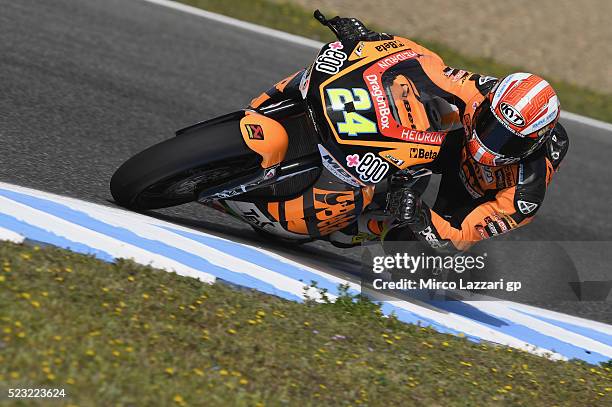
[{"xmin": 326, "ymin": 88, "xmax": 377, "ymax": 136}]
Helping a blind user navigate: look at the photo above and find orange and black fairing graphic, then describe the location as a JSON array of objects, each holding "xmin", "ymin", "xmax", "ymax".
[
  {"xmin": 312, "ymin": 188, "xmax": 358, "ymax": 236},
  {"xmin": 239, "ymin": 111, "xmax": 288, "ymax": 168},
  {"xmin": 321, "ymin": 47, "xmax": 448, "ymax": 146},
  {"xmin": 311, "ymin": 38, "xmax": 452, "ymax": 178},
  {"xmin": 389, "ymin": 74, "xmax": 430, "ymax": 130},
  {"xmin": 262, "ymin": 172, "xmax": 374, "ymax": 238},
  {"xmin": 249, "ymin": 71, "xmax": 302, "ymax": 109}
]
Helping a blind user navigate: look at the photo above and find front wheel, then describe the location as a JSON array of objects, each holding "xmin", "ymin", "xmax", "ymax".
[{"xmin": 110, "ymin": 113, "xmax": 261, "ymax": 210}]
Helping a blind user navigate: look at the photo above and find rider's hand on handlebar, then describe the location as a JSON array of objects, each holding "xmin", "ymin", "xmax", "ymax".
[
  {"xmin": 385, "ymin": 187, "xmax": 422, "ymax": 226},
  {"xmin": 315, "ymin": 10, "xmax": 392, "ymax": 42},
  {"xmin": 329, "ymin": 17, "xmax": 371, "ymax": 42},
  {"xmin": 385, "ymin": 172, "xmax": 425, "ymax": 227}
]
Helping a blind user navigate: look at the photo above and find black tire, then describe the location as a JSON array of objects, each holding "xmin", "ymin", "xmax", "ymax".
[{"xmin": 110, "ymin": 114, "xmax": 261, "ymax": 210}]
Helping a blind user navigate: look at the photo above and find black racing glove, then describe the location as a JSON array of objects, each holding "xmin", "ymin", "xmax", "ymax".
[
  {"xmin": 385, "ymin": 174, "xmax": 427, "ymax": 229},
  {"xmin": 314, "ymin": 10, "xmax": 392, "ymax": 42},
  {"xmin": 332, "ymin": 17, "xmax": 384, "ymax": 42},
  {"xmin": 385, "ymin": 172, "xmax": 451, "ymax": 251}
]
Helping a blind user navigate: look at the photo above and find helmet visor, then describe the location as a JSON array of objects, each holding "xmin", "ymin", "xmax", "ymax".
[{"xmin": 473, "ymin": 100, "xmax": 538, "ymax": 160}]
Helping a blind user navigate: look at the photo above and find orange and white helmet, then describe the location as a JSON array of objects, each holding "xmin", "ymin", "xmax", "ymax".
[{"xmin": 468, "ymin": 73, "xmax": 560, "ymax": 166}]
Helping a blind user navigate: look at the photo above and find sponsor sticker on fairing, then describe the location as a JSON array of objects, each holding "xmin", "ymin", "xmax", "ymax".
[
  {"xmin": 345, "ymin": 152, "xmax": 389, "ymax": 183},
  {"xmin": 401, "ymin": 129, "xmax": 445, "ymax": 144},
  {"xmin": 224, "ymin": 201, "xmax": 306, "ymax": 239},
  {"xmin": 244, "ymin": 123, "xmax": 264, "ymax": 140},
  {"xmin": 318, "ymin": 145, "xmax": 363, "ymax": 187},
  {"xmin": 353, "ymin": 41, "xmax": 365, "ymax": 57},
  {"xmin": 384, "ymin": 154, "xmax": 404, "ymax": 167},
  {"xmin": 374, "ymin": 40, "xmax": 405, "ymax": 52},
  {"xmin": 376, "ymin": 50, "xmax": 419, "ymax": 69},
  {"xmin": 299, "ymin": 64, "xmax": 313, "ymax": 99},
  {"xmin": 315, "ymin": 42, "xmax": 347, "ymax": 75},
  {"xmin": 364, "ymin": 74, "xmax": 391, "ymax": 130},
  {"xmin": 409, "ymin": 147, "xmax": 438, "ymax": 160}
]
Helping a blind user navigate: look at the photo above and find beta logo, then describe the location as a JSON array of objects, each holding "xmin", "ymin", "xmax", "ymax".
[
  {"xmin": 374, "ymin": 40, "xmax": 405, "ymax": 52},
  {"xmin": 499, "ymin": 102, "xmax": 525, "ymax": 127},
  {"xmin": 244, "ymin": 124, "xmax": 264, "ymax": 140},
  {"xmin": 346, "ymin": 152, "xmax": 389, "ymax": 183},
  {"xmin": 409, "ymin": 148, "xmax": 438, "ymax": 160}
]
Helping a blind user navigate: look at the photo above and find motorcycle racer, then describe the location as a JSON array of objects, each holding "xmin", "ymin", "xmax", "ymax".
[
  {"xmin": 324, "ymin": 15, "xmax": 570, "ymax": 252},
  {"xmin": 111, "ymin": 11, "xmax": 570, "ymax": 255}
]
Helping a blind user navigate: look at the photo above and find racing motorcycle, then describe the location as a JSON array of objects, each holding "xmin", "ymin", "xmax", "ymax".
[{"xmin": 110, "ymin": 11, "xmax": 461, "ymax": 245}]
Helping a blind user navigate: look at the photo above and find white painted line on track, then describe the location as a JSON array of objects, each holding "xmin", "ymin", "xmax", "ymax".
[
  {"xmin": 0, "ymin": 182, "xmax": 358, "ymax": 293},
  {"xmin": 560, "ymin": 111, "xmax": 612, "ymax": 132},
  {"xmin": 137, "ymin": 0, "xmax": 612, "ymax": 131},
  {"xmin": 474, "ymin": 301, "xmax": 612, "ymax": 358},
  {"xmin": 0, "ymin": 195, "xmax": 216, "ymax": 283},
  {"xmin": 504, "ymin": 301, "xmax": 612, "ymax": 334},
  {"xmin": 0, "ymin": 226, "xmax": 25, "ymax": 244},
  {"xmin": 0, "ymin": 182, "xmax": 328, "ymax": 301},
  {"xmin": 140, "ymin": 0, "xmax": 323, "ymax": 49},
  {"xmin": 55, "ymin": 199, "xmax": 329, "ymax": 301},
  {"xmin": 382, "ymin": 298, "xmax": 567, "ymax": 360}
]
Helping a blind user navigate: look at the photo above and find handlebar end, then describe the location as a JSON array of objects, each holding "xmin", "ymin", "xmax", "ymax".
[{"xmin": 313, "ymin": 9, "xmax": 328, "ymax": 25}]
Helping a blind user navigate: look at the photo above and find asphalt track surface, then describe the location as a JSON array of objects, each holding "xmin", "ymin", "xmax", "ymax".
[{"xmin": 1, "ymin": 0, "xmax": 611, "ymax": 322}]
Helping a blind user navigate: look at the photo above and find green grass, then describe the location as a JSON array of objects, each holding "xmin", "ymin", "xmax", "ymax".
[
  {"xmin": 1, "ymin": 241, "xmax": 611, "ymax": 406},
  {"xmin": 179, "ymin": 0, "xmax": 612, "ymax": 123}
]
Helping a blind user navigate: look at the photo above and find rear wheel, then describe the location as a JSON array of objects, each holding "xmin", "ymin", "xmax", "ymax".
[{"xmin": 110, "ymin": 114, "xmax": 261, "ymax": 210}]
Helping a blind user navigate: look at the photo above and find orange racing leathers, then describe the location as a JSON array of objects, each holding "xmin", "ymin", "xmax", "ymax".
[
  {"xmin": 389, "ymin": 120, "xmax": 569, "ymax": 252},
  {"xmin": 249, "ymin": 37, "xmax": 569, "ymax": 252},
  {"xmin": 370, "ymin": 38, "xmax": 569, "ymax": 251}
]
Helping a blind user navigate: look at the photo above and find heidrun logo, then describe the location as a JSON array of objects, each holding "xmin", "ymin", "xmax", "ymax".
[
  {"xmin": 376, "ymin": 50, "xmax": 419, "ymax": 69},
  {"xmin": 401, "ymin": 129, "xmax": 445, "ymax": 145}
]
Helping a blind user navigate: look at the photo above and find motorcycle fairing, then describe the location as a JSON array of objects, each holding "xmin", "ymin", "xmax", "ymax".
[
  {"xmin": 239, "ymin": 111, "xmax": 289, "ymax": 168},
  {"xmin": 226, "ymin": 37, "xmax": 464, "ymax": 239},
  {"xmin": 306, "ymin": 36, "xmax": 464, "ymax": 182},
  {"xmin": 221, "ymin": 165, "xmax": 373, "ymax": 238},
  {"xmin": 223, "ymin": 200, "xmax": 311, "ymax": 241}
]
